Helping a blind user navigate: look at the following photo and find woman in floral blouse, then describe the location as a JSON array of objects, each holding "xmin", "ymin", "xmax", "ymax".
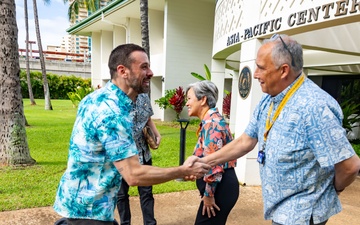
[{"xmin": 186, "ymin": 80, "xmax": 239, "ymax": 225}]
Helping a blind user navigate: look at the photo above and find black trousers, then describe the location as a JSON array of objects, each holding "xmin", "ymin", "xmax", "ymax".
[
  {"xmin": 194, "ymin": 168, "xmax": 239, "ymax": 225},
  {"xmin": 116, "ymin": 158, "xmax": 156, "ymax": 225},
  {"xmin": 272, "ymin": 216, "xmax": 328, "ymax": 225},
  {"xmin": 66, "ymin": 218, "xmax": 118, "ymax": 225}
]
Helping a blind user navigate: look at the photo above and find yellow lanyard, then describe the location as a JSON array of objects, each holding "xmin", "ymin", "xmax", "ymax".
[{"xmin": 264, "ymin": 74, "xmax": 305, "ymax": 141}]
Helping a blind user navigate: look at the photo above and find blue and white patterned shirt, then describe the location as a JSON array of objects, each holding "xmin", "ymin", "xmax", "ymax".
[
  {"xmin": 53, "ymin": 81, "xmax": 138, "ymax": 221},
  {"xmin": 245, "ymin": 76, "xmax": 355, "ymax": 225},
  {"xmin": 132, "ymin": 93, "xmax": 154, "ymax": 164}
]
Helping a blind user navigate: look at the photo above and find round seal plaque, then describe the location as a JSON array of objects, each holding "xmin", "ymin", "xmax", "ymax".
[{"xmin": 238, "ymin": 66, "xmax": 252, "ymax": 99}]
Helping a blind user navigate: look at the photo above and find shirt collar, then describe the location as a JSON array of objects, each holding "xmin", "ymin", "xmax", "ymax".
[
  {"xmin": 270, "ymin": 73, "xmax": 304, "ymax": 104},
  {"xmin": 106, "ymin": 81, "xmax": 134, "ymax": 109},
  {"xmin": 202, "ymin": 107, "xmax": 219, "ymax": 121}
]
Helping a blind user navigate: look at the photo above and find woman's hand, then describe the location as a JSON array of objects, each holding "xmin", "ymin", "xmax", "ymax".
[{"xmin": 201, "ymin": 196, "xmax": 220, "ymax": 218}]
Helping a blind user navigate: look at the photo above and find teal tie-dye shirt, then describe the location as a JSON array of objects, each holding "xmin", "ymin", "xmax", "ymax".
[{"xmin": 53, "ymin": 81, "xmax": 138, "ymax": 221}]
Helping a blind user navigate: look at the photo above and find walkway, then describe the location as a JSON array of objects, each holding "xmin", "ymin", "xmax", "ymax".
[{"xmin": 0, "ymin": 177, "xmax": 359, "ymax": 225}]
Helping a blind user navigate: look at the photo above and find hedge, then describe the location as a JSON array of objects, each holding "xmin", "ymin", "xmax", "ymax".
[{"xmin": 20, "ymin": 70, "xmax": 91, "ymax": 99}]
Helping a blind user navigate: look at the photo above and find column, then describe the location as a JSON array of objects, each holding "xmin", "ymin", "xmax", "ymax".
[{"xmin": 234, "ymin": 39, "xmax": 263, "ymax": 185}]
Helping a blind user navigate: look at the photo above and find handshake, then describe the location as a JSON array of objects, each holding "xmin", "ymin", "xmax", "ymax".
[{"xmin": 181, "ymin": 156, "xmax": 210, "ymax": 180}]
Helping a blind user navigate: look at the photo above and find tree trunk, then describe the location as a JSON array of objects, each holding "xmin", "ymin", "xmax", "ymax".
[
  {"xmin": 140, "ymin": 0, "xmax": 151, "ymax": 98},
  {"xmin": 0, "ymin": 0, "xmax": 36, "ymax": 166},
  {"xmin": 140, "ymin": 0, "xmax": 150, "ymax": 58},
  {"xmin": 32, "ymin": 0, "xmax": 52, "ymax": 110},
  {"xmin": 24, "ymin": 0, "xmax": 36, "ymax": 105}
]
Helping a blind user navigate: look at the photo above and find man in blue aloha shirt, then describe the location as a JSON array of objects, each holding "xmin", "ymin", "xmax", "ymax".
[
  {"xmin": 53, "ymin": 44, "xmax": 210, "ymax": 225},
  {"xmin": 186, "ymin": 34, "xmax": 360, "ymax": 225}
]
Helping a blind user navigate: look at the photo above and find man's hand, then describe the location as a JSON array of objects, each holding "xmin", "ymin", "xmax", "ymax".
[
  {"xmin": 182, "ymin": 159, "xmax": 210, "ymax": 179},
  {"xmin": 184, "ymin": 155, "xmax": 203, "ymax": 167},
  {"xmin": 182, "ymin": 156, "xmax": 208, "ymax": 180}
]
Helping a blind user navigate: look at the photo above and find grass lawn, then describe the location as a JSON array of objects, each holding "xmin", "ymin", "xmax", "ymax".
[
  {"xmin": 0, "ymin": 99, "xmax": 200, "ymax": 211},
  {"xmin": 1, "ymin": 99, "xmax": 359, "ymax": 212}
]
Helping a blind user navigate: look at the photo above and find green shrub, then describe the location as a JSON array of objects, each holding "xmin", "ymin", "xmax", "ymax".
[
  {"xmin": 155, "ymin": 86, "xmax": 186, "ymax": 120},
  {"xmin": 340, "ymin": 99, "xmax": 360, "ymax": 133},
  {"xmin": 350, "ymin": 139, "xmax": 360, "ymax": 157},
  {"xmin": 67, "ymin": 86, "xmax": 95, "ymax": 107},
  {"xmin": 354, "ymin": 144, "xmax": 360, "ymax": 157},
  {"xmin": 155, "ymin": 88, "xmax": 176, "ymax": 111},
  {"xmin": 20, "ymin": 70, "xmax": 91, "ymax": 99}
]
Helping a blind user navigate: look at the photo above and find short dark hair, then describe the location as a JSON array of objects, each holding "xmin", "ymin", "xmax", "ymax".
[{"xmin": 108, "ymin": 44, "xmax": 146, "ymax": 79}]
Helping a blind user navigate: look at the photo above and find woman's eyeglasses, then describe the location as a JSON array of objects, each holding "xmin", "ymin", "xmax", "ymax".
[{"xmin": 270, "ymin": 34, "xmax": 295, "ymax": 67}]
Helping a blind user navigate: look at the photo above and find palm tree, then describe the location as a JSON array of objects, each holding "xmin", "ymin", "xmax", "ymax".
[
  {"xmin": 140, "ymin": 0, "xmax": 151, "ymax": 99},
  {"xmin": 0, "ymin": 0, "xmax": 36, "ymax": 166},
  {"xmin": 140, "ymin": 0, "xmax": 150, "ymax": 58},
  {"xmin": 24, "ymin": 0, "xmax": 36, "ymax": 105},
  {"xmin": 64, "ymin": 0, "xmax": 102, "ymax": 22},
  {"xmin": 33, "ymin": 0, "xmax": 53, "ymax": 110}
]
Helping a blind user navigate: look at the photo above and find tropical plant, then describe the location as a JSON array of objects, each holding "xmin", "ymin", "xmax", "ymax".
[
  {"xmin": 168, "ymin": 86, "xmax": 186, "ymax": 119},
  {"xmin": 339, "ymin": 79, "xmax": 360, "ymax": 136},
  {"xmin": 155, "ymin": 89, "xmax": 176, "ymax": 111},
  {"xmin": 0, "ymin": 0, "xmax": 36, "ymax": 166},
  {"xmin": 340, "ymin": 99, "xmax": 360, "ymax": 133},
  {"xmin": 340, "ymin": 79, "xmax": 360, "ymax": 109},
  {"xmin": 155, "ymin": 86, "xmax": 186, "ymax": 120},
  {"xmin": 67, "ymin": 86, "xmax": 95, "ymax": 107},
  {"xmin": 64, "ymin": 0, "xmax": 104, "ymax": 22},
  {"xmin": 223, "ymin": 92, "xmax": 231, "ymax": 118},
  {"xmin": 190, "ymin": 64, "xmax": 211, "ymax": 81}
]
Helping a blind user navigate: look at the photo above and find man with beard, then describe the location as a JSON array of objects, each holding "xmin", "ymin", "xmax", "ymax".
[{"xmin": 53, "ymin": 44, "xmax": 210, "ymax": 225}]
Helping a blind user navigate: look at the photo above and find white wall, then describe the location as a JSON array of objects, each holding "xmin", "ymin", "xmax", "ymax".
[
  {"xmin": 162, "ymin": 0, "xmax": 216, "ymax": 121},
  {"xmin": 100, "ymin": 30, "xmax": 113, "ymax": 82},
  {"xmin": 91, "ymin": 32, "xmax": 102, "ymax": 87},
  {"xmin": 128, "ymin": 18, "xmax": 141, "ymax": 45}
]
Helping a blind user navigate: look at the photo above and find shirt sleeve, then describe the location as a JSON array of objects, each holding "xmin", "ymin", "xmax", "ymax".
[
  {"xmin": 201, "ymin": 122, "xmax": 226, "ymax": 197},
  {"xmin": 306, "ymin": 102, "xmax": 355, "ymax": 167}
]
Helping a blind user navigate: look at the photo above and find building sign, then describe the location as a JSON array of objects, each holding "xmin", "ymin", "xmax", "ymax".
[
  {"xmin": 227, "ymin": 0, "xmax": 359, "ymax": 46},
  {"xmin": 238, "ymin": 66, "xmax": 252, "ymax": 100}
]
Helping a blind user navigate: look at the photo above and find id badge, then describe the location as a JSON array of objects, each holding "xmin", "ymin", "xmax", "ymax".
[{"xmin": 257, "ymin": 151, "xmax": 265, "ymax": 164}]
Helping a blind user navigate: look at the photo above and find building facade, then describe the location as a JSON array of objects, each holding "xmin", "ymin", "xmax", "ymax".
[{"xmin": 67, "ymin": 0, "xmax": 360, "ymax": 185}]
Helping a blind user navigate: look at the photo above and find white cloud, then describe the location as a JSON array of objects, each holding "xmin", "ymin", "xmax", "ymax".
[{"xmin": 16, "ymin": 0, "xmax": 69, "ymax": 50}]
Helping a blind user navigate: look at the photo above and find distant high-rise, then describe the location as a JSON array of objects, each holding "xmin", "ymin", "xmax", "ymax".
[{"xmin": 59, "ymin": 0, "xmax": 111, "ymax": 61}]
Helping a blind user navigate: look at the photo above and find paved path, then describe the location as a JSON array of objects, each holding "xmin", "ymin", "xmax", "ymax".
[{"xmin": 0, "ymin": 177, "xmax": 359, "ymax": 225}]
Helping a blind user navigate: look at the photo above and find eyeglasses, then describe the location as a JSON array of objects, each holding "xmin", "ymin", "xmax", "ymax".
[{"xmin": 270, "ymin": 34, "xmax": 295, "ymax": 67}]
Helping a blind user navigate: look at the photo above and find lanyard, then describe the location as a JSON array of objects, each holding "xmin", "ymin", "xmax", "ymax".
[{"xmin": 263, "ymin": 73, "xmax": 305, "ymax": 142}]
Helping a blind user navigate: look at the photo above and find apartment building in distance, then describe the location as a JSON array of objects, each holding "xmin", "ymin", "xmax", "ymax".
[{"xmin": 51, "ymin": 0, "xmax": 111, "ymax": 61}]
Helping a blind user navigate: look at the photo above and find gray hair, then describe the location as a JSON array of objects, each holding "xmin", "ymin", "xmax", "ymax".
[
  {"xmin": 263, "ymin": 34, "xmax": 303, "ymax": 72},
  {"xmin": 186, "ymin": 80, "xmax": 218, "ymax": 108}
]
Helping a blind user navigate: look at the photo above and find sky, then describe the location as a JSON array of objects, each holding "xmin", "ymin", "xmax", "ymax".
[{"xmin": 15, "ymin": 0, "xmax": 70, "ymax": 51}]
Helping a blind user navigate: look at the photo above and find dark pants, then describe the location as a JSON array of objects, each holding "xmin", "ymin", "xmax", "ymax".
[
  {"xmin": 272, "ymin": 217, "xmax": 328, "ymax": 225},
  {"xmin": 194, "ymin": 168, "xmax": 239, "ymax": 225},
  {"xmin": 66, "ymin": 218, "xmax": 118, "ymax": 225},
  {"xmin": 117, "ymin": 158, "xmax": 156, "ymax": 225}
]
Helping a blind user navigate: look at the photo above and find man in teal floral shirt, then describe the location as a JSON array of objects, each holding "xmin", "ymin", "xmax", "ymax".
[{"xmin": 53, "ymin": 44, "xmax": 210, "ymax": 225}]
